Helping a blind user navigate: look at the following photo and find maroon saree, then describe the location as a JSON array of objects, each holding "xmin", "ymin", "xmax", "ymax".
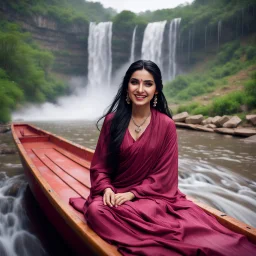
[{"xmin": 70, "ymin": 109, "xmax": 256, "ymax": 255}]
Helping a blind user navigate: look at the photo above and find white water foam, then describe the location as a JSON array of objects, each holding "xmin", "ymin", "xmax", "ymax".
[{"xmin": 0, "ymin": 173, "xmax": 47, "ymax": 256}]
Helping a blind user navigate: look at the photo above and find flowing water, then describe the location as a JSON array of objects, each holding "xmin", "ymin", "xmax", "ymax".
[
  {"xmin": 88, "ymin": 22, "xmax": 112, "ymax": 88},
  {"xmin": 168, "ymin": 18, "xmax": 181, "ymax": 80},
  {"xmin": 1, "ymin": 121, "xmax": 256, "ymax": 255},
  {"xmin": 141, "ymin": 21, "xmax": 167, "ymax": 71},
  {"xmin": 129, "ymin": 26, "xmax": 137, "ymax": 64}
]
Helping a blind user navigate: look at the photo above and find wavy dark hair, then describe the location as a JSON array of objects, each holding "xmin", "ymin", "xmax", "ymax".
[{"xmin": 97, "ymin": 60, "xmax": 172, "ymax": 173}]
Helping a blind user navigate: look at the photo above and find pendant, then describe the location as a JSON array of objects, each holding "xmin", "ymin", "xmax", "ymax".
[{"xmin": 135, "ymin": 126, "xmax": 141, "ymax": 133}]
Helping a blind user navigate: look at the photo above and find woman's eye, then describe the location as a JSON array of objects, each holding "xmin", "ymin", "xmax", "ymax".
[
  {"xmin": 131, "ymin": 80, "xmax": 138, "ymax": 85},
  {"xmin": 145, "ymin": 83, "xmax": 153, "ymax": 87}
]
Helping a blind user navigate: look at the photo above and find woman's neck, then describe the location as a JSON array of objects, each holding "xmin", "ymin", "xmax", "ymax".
[{"xmin": 131, "ymin": 104, "xmax": 151, "ymax": 118}]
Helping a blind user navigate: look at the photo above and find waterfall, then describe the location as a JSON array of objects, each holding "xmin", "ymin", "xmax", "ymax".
[
  {"xmin": 13, "ymin": 21, "xmax": 114, "ymax": 121},
  {"xmin": 88, "ymin": 22, "xmax": 112, "ymax": 87},
  {"xmin": 129, "ymin": 26, "xmax": 137, "ymax": 63},
  {"xmin": 204, "ymin": 25, "xmax": 207, "ymax": 50},
  {"xmin": 168, "ymin": 18, "xmax": 181, "ymax": 80},
  {"xmin": 141, "ymin": 21, "xmax": 167, "ymax": 71},
  {"xmin": 218, "ymin": 20, "xmax": 222, "ymax": 50},
  {"xmin": 188, "ymin": 29, "xmax": 192, "ymax": 63}
]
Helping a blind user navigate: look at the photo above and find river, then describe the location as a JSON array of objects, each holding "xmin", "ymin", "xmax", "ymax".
[{"xmin": 0, "ymin": 120, "xmax": 256, "ymax": 256}]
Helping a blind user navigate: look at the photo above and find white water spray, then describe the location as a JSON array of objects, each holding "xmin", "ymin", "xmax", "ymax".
[
  {"xmin": 0, "ymin": 174, "xmax": 47, "ymax": 256},
  {"xmin": 12, "ymin": 22, "xmax": 115, "ymax": 121},
  {"xmin": 141, "ymin": 21, "xmax": 167, "ymax": 71},
  {"xmin": 179, "ymin": 159, "xmax": 256, "ymax": 227},
  {"xmin": 129, "ymin": 26, "xmax": 137, "ymax": 63},
  {"xmin": 168, "ymin": 18, "xmax": 181, "ymax": 80},
  {"xmin": 88, "ymin": 22, "xmax": 112, "ymax": 87}
]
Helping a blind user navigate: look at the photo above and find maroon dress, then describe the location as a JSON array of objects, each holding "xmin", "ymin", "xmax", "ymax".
[{"xmin": 70, "ymin": 109, "xmax": 256, "ymax": 255}]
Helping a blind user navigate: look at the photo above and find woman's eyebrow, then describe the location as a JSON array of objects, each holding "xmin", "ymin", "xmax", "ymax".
[{"xmin": 130, "ymin": 78, "xmax": 154, "ymax": 82}]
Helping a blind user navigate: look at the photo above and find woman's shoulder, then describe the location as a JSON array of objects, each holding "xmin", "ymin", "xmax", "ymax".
[
  {"xmin": 156, "ymin": 110, "xmax": 175, "ymax": 127},
  {"xmin": 104, "ymin": 112, "xmax": 115, "ymax": 122}
]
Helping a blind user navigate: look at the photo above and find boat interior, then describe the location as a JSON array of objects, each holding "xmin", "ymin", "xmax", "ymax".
[{"xmin": 14, "ymin": 124, "xmax": 92, "ymax": 218}]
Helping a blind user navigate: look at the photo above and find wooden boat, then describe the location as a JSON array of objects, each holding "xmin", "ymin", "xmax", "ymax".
[{"xmin": 11, "ymin": 123, "xmax": 256, "ymax": 255}]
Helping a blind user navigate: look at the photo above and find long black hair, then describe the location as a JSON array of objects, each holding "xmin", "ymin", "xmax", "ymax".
[{"xmin": 96, "ymin": 60, "xmax": 172, "ymax": 173}]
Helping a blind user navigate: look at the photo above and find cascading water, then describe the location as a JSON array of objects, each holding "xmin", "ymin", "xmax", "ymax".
[
  {"xmin": 188, "ymin": 29, "xmax": 192, "ymax": 63},
  {"xmin": 129, "ymin": 26, "xmax": 137, "ymax": 63},
  {"xmin": 0, "ymin": 173, "xmax": 47, "ymax": 256},
  {"xmin": 12, "ymin": 22, "xmax": 114, "ymax": 121},
  {"xmin": 141, "ymin": 21, "xmax": 167, "ymax": 71},
  {"xmin": 168, "ymin": 18, "xmax": 181, "ymax": 80},
  {"xmin": 88, "ymin": 22, "xmax": 112, "ymax": 87},
  {"xmin": 218, "ymin": 20, "xmax": 222, "ymax": 50},
  {"xmin": 204, "ymin": 25, "xmax": 207, "ymax": 50}
]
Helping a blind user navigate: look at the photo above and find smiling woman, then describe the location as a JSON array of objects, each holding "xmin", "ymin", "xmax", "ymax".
[{"xmin": 70, "ymin": 60, "xmax": 256, "ymax": 255}]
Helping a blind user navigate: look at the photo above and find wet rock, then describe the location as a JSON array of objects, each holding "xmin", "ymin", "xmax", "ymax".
[
  {"xmin": 214, "ymin": 128, "xmax": 235, "ymax": 135},
  {"xmin": 246, "ymin": 115, "xmax": 256, "ymax": 126},
  {"xmin": 193, "ymin": 125, "xmax": 214, "ymax": 132},
  {"xmin": 173, "ymin": 112, "xmax": 189, "ymax": 122},
  {"xmin": 215, "ymin": 116, "xmax": 230, "ymax": 127},
  {"xmin": 0, "ymin": 144, "xmax": 17, "ymax": 154},
  {"xmin": 202, "ymin": 117, "xmax": 213, "ymax": 125},
  {"xmin": 234, "ymin": 128, "xmax": 256, "ymax": 137},
  {"xmin": 205, "ymin": 124, "xmax": 216, "ymax": 129},
  {"xmin": 185, "ymin": 115, "xmax": 204, "ymax": 124},
  {"xmin": 211, "ymin": 116, "xmax": 221, "ymax": 125},
  {"xmin": 223, "ymin": 116, "xmax": 242, "ymax": 128},
  {"xmin": 175, "ymin": 122, "xmax": 195, "ymax": 129},
  {"xmin": 0, "ymin": 124, "xmax": 11, "ymax": 133}
]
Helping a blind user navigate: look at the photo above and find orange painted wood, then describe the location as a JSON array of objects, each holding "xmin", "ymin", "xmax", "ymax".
[{"xmin": 11, "ymin": 123, "xmax": 256, "ymax": 255}]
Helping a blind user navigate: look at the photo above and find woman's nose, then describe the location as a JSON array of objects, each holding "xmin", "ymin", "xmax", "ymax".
[{"xmin": 138, "ymin": 80, "xmax": 143, "ymax": 92}]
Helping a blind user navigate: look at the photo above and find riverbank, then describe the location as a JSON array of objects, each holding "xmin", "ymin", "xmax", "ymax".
[{"xmin": 173, "ymin": 112, "xmax": 256, "ymax": 140}]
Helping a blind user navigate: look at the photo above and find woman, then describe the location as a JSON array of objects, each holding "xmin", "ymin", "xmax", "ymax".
[{"xmin": 70, "ymin": 60, "xmax": 256, "ymax": 255}]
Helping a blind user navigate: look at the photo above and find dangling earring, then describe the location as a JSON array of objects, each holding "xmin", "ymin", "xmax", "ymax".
[
  {"xmin": 126, "ymin": 93, "xmax": 131, "ymax": 104},
  {"xmin": 153, "ymin": 94, "xmax": 157, "ymax": 107}
]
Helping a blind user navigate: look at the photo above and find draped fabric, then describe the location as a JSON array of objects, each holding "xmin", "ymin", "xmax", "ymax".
[{"xmin": 70, "ymin": 109, "xmax": 256, "ymax": 255}]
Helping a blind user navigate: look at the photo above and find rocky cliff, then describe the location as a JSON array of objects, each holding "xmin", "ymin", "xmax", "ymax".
[{"xmin": 0, "ymin": 2, "xmax": 89, "ymax": 76}]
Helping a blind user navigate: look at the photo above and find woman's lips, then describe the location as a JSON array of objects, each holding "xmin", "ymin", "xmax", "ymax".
[{"xmin": 134, "ymin": 95, "xmax": 146, "ymax": 101}]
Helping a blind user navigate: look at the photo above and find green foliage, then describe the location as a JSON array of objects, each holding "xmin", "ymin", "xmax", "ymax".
[
  {"xmin": 0, "ymin": 21, "xmax": 68, "ymax": 123},
  {"xmin": 175, "ymin": 70, "xmax": 256, "ymax": 117},
  {"xmin": 4, "ymin": 0, "xmax": 116, "ymax": 24},
  {"xmin": 165, "ymin": 39, "xmax": 256, "ymax": 103}
]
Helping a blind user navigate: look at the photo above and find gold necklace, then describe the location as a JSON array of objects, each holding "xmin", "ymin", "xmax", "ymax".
[{"xmin": 131, "ymin": 112, "xmax": 151, "ymax": 133}]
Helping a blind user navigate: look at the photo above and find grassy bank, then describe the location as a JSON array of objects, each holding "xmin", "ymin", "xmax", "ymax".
[{"xmin": 164, "ymin": 36, "xmax": 256, "ymax": 119}]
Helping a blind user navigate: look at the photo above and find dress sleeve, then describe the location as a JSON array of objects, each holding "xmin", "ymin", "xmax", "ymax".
[
  {"xmin": 129, "ymin": 120, "xmax": 182, "ymax": 200},
  {"xmin": 90, "ymin": 114, "xmax": 116, "ymax": 197}
]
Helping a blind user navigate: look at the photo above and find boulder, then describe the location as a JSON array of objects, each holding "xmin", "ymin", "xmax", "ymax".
[
  {"xmin": 211, "ymin": 116, "xmax": 221, "ymax": 125},
  {"xmin": 202, "ymin": 117, "xmax": 213, "ymax": 125},
  {"xmin": 193, "ymin": 125, "xmax": 214, "ymax": 132},
  {"xmin": 185, "ymin": 115, "xmax": 204, "ymax": 124},
  {"xmin": 205, "ymin": 124, "xmax": 216, "ymax": 129},
  {"xmin": 215, "ymin": 115, "xmax": 230, "ymax": 127},
  {"xmin": 175, "ymin": 122, "xmax": 195, "ymax": 129},
  {"xmin": 0, "ymin": 125, "xmax": 11, "ymax": 133},
  {"xmin": 234, "ymin": 128, "xmax": 256, "ymax": 137},
  {"xmin": 214, "ymin": 128, "xmax": 235, "ymax": 135},
  {"xmin": 246, "ymin": 115, "xmax": 256, "ymax": 126},
  {"xmin": 173, "ymin": 112, "xmax": 189, "ymax": 122},
  {"xmin": 223, "ymin": 116, "xmax": 242, "ymax": 128}
]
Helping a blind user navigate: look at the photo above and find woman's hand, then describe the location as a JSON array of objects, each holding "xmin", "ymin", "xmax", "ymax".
[
  {"xmin": 114, "ymin": 192, "xmax": 135, "ymax": 207},
  {"xmin": 103, "ymin": 187, "xmax": 115, "ymax": 207}
]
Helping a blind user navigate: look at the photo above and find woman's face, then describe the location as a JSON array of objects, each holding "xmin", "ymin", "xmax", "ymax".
[{"xmin": 127, "ymin": 69, "xmax": 157, "ymax": 107}]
